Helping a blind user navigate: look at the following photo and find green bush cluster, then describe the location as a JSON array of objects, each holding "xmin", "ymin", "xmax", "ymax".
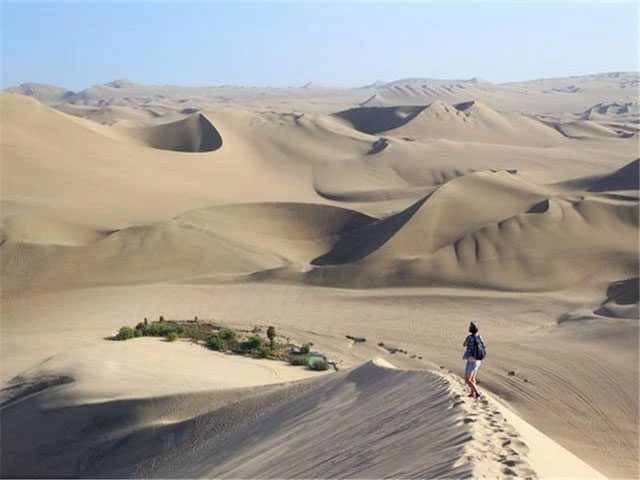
[
  {"xmin": 114, "ymin": 321, "xmax": 328, "ymax": 370},
  {"xmin": 206, "ymin": 335, "xmax": 227, "ymax": 351},
  {"xmin": 140, "ymin": 321, "xmax": 184, "ymax": 337},
  {"xmin": 117, "ymin": 320, "xmax": 188, "ymax": 341},
  {"xmin": 288, "ymin": 355, "xmax": 309, "ymax": 366},
  {"xmin": 167, "ymin": 332, "xmax": 178, "ymax": 342},
  {"xmin": 246, "ymin": 335, "xmax": 263, "ymax": 350},
  {"xmin": 251, "ymin": 345, "xmax": 273, "ymax": 358},
  {"xmin": 186, "ymin": 326, "xmax": 209, "ymax": 342},
  {"xmin": 218, "ymin": 327, "xmax": 237, "ymax": 341},
  {"xmin": 287, "ymin": 354, "xmax": 330, "ymax": 370},
  {"xmin": 116, "ymin": 326, "xmax": 135, "ymax": 340},
  {"xmin": 307, "ymin": 357, "xmax": 330, "ymax": 371},
  {"xmin": 205, "ymin": 327, "xmax": 239, "ymax": 352}
]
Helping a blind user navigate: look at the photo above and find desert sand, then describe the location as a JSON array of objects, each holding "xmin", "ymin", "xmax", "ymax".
[{"xmin": 1, "ymin": 72, "xmax": 638, "ymax": 478}]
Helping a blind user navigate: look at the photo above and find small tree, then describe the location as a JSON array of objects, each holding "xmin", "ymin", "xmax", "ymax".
[
  {"xmin": 300, "ymin": 343, "xmax": 311, "ymax": 354},
  {"xmin": 267, "ymin": 326, "xmax": 276, "ymax": 349}
]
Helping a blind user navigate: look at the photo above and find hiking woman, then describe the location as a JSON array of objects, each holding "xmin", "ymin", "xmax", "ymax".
[{"xmin": 463, "ymin": 321, "xmax": 485, "ymax": 398}]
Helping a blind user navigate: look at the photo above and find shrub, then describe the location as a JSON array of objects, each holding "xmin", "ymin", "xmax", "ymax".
[
  {"xmin": 134, "ymin": 329, "xmax": 143, "ymax": 338},
  {"xmin": 300, "ymin": 343, "xmax": 311, "ymax": 354},
  {"xmin": 246, "ymin": 335, "xmax": 263, "ymax": 350},
  {"xmin": 267, "ymin": 326, "xmax": 276, "ymax": 348},
  {"xmin": 116, "ymin": 326, "xmax": 135, "ymax": 340},
  {"xmin": 218, "ymin": 327, "xmax": 237, "ymax": 341},
  {"xmin": 308, "ymin": 357, "xmax": 330, "ymax": 371},
  {"xmin": 206, "ymin": 335, "xmax": 226, "ymax": 351},
  {"xmin": 288, "ymin": 354, "xmax": 309, "ymax": 366},
  {"xmin": 167, "ymin": 332, "xmax": 178, "ymax": 342},
  {"xmin": 143, "ymin": 321, "xmax": 183, "ymax": 337},
  {"xmin": 252, "ymin": 345, "xmax": 272, "ymax": 358},
  {"xmin": 135, "ymin": 322, "xmax": 145, "ymax": 330},
  {"xmin": 186, "ymin": 327, "xmax": 208, "ymax": 342}
]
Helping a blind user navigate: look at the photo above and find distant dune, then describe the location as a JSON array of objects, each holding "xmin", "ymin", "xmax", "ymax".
[
  {"xmin": 4, "ymin": 82, "xmax": 75, "ymax": 105},
  {"xmin": 336, "ymin": 100, "xmax": 564, "ymax": 145},
  {"xmin": 127, "ymin": 113, "xmax": 223, "ymax": 152}
]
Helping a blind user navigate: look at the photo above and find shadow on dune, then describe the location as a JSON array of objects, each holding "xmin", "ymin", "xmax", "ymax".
[
  {"xmin": 1, "ymin": 362, "xmax": 473, "ymax": 479},
  {"xmin": 311, "ymin": 194, "xmax": 430, "ymax": 266},
  {"xmin": 132, "ymin": 113, "xmax": 223, "ymax": 152},
  {"xmin": 334, "ymin": 105, "xmax": 427, "ymax": 134},
  {"xmin": 557, "ymin": 158, "xmax": 640, "ymax": 193}
]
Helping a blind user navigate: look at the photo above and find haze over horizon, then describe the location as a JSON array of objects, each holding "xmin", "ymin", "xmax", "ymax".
[{"xmin": 2, "ymin": 2, "xmax": 638, "ymax": 90}]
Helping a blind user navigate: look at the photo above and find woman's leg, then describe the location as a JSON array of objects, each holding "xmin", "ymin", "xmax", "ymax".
[
  {"xmin": 468, "ymin": 376, "xmax": 479, "ymax": 397},
  {"xmin": 464, "ymin": 361, "xmax": 476, "ymax": 396},
  {"xmin": 469, "ymin": 364, "xmax": 480, "ymax": 397},
  {"xmin": 464, "ymin": 375, "xmax": 473, "ymax": 395}
]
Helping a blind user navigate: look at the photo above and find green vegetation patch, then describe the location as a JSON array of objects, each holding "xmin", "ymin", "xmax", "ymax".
[{"xmin": 113, "ymin": 320, "xmax": 333, "ymax": 371}]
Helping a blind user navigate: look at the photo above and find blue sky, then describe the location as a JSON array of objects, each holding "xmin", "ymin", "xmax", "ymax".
[{"xmin": 2, "ymin": 2, "xmax": 638, "ymax": 90}]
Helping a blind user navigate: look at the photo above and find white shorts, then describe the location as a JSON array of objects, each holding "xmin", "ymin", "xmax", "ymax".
[{"xmin": 465, "ymin": 359, "xmax": 481, "ymax": 377}]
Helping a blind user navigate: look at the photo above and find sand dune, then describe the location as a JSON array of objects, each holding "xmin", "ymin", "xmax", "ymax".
[
  {"xmin": 6, "ymin": 71, "xmax": 638, "ymax": 116},
  {"xmin": 0, "ymin": 202, "xmax": 377, "ymax": 294},
  {"xmin": 593, "ymin": 277, "xmax": 640, "ymax": 319},
  {"xmin": 5, "ymin": 163, "xmax": 635, "ymax": 295},
  {"xmin": 310, "ymin": 166, "xmax": 638, "ymax": 290},
  {"xmin": 5, "ymin": 82, "xmax": 75, "ymax": 105},
  {"xmin": 362, "ymin": 72, "xmax": 639, "ymax": 115},
  {"xmin": 560, "ymin": 158, "xmax": 640, "ymax": 191},
  {"xmin": 580, "ymin": 100, "xmax": 639, "ymax": 121},
  {"xmin": 55, "ymin": 103, "xmax": 186, "ymax": 126},
  {"xmin": 337, "ymin": 100, "xmax": 564, "ymax": 146},
  {"xmin": 126, "ymin": 113, "xmax": 223, "ymax": 152},
  {"xmin": 554, "ymin": 120, "xmax": 631, "ymax": 139},
  {"xmin": 334, "ymin": 105, "xmax": 428, "ymax": 134},
  {"xmin": 2, "ymin": 73, "xmax": 639, "ymax": 478},
  {"xmin": 0, "ymin": 358, "xmax": 603, "ymax": 479}
]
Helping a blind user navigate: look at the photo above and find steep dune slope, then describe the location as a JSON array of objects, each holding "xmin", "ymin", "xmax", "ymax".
[
  {"xmin": 309, "ymin": 167, "xmax": 639, "ymax": 290},
  {"xmin": 126, "ymin": 113, "xmax": 223, "ymax": 152},
  {"xmin": 557, "ymin": 158, "xmax": 640, "ymax": 193},
  {"xmin": 1, "ymin": 356, "xmax": 604, "ymax": 479},
  {"xmin": 334, "ymin": 105, "xmax": 427, "ymax": 134},
  {"xmin": 0, "ymin": 360, "xmax": 538, "ymax": 479}
]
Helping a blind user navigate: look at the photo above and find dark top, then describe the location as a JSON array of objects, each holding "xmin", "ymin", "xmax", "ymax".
[{"xmin": 463, "ymin": 333, "xmax": 484, "ymax": 360}]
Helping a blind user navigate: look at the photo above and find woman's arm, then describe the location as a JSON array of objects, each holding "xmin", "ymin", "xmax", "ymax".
[{"xmin": 463, "ymin": 338, "xmax": 467, "ymax": 347}]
